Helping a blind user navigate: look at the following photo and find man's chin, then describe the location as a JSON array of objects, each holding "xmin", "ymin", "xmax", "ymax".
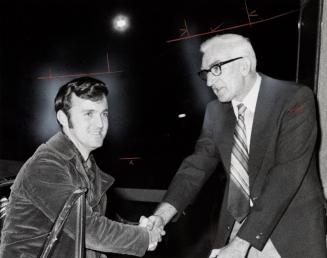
[
  {"xmin": 215, "ymin": 91, "xmax": 227, "ymax": 102},
  {"xmin": 217, "ymin": 96, "xmax": 229, "ymax": 103},
  {"xmin": 89, "ymin": 139, "xmax": 104, "ymax": 149}
]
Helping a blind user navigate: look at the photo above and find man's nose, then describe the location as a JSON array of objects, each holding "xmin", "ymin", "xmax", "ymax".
[
  {"xmin": 206, "ymin": 72, "xmax": 216, "ymax": 88},
  {"xmin": 94, "ymin": 115, "xmax": 104, "ymax": 128}
]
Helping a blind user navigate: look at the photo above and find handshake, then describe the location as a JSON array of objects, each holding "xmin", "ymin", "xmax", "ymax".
[{"xmin": 139, "ymin": 215, "xmax": 166, "ymax": 251}]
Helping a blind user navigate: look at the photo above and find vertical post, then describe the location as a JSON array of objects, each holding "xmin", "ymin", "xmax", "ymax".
[
  {"xmin": 75, "ymin": 193, "xmax": 86, "ymax": 258},
  {"xmin": 39, "ymin": 188, "xmax": 87, "ymax": 258},
  {"xmin": 317, "ymin": 0, "xmax": 327, "ymax": 199},
  {"xmin": 295, "ymin": 5, "xmax": 304, "ymax": 84}
]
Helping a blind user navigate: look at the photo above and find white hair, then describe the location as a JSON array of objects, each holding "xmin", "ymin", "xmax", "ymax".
[{"xmin": 200, "ymin": 34, "xmax": 257, "ymax": 71}]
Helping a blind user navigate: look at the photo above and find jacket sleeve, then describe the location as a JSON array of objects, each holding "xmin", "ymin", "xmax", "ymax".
[
  {"xmin": 22, "ymin": 157, "xmax": 149, "ymax": 257},
  {"xmin": 164, "ymin": 102, "xmax": 220, "ymax": 216},
  {"xmin": 237, "ymin": 86, "xmax": 320, "ymax": 250}
]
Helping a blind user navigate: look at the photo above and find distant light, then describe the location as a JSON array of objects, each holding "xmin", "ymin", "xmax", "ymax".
[
  {"xmin": 178, "ymin": 113, "xmax": 186, "ymax": 118},
  {"xmin": 112, "ymin": 14, "xmax": 130, "ymax": 32}
]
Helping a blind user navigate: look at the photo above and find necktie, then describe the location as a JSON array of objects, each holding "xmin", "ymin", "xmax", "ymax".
[
  {"xmin": 227, "ymin": 103, "xmax": 250, "ymax": 222},
  {"xmin": 82, "ymin": 159, "xmax": 95, "ymax": 203}
]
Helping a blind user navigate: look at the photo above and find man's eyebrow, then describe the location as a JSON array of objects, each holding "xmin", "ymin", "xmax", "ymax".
[
  {"xmin": 208, "ymin": 60, "xmax": 221, "ymax": 67},
  {"xmin": 202, "ymin": 60, "xmax": 221, "ymax": 70}
]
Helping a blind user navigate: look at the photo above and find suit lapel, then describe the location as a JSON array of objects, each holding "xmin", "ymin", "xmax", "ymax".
[
  {"xmin": 215, "ymin": 75, "xmax": 277, "ymax": 185},
  {"xmin": 217, "ymin": 103, "xmax": 235, "ymax": 172},
  {"xmin": 248, "ymin": 75, "xmax": 276, "ymax": 186}
]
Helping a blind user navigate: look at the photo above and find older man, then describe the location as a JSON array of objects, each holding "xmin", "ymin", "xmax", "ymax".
[{"xmin": 142, "ymin": 34, "xmax": 327, "ymax": 258}]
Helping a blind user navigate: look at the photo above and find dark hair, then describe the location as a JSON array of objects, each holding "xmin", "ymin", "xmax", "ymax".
[{"xmin": 55, "ymin": 76, "xmax": 108, "ymax": 118}]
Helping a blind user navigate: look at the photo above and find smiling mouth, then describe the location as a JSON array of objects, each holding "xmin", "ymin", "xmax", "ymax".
[{"xmin": 90, "ymin": 132, "xmax": 102, "ymax": 136}]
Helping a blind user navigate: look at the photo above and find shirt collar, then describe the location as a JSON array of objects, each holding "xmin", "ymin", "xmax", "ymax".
[{"xmin": 232, "ymin": 73, "xmax": 261, "ymax": 117}]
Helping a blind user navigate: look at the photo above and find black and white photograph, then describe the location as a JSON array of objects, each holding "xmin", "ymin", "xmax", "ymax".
[{"xmin": 0, "ymin": 0, "xmax": 326, "ymax": 257}]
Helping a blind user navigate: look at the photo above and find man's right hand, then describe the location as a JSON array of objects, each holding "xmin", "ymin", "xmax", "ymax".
[
  {"xmin": 139, "ymin": 216, "xmax": 165, "ymax": 251},
  {"xmin": 139, "ymin": 215, "xmax": 165, "ymax": 231},
  {"xmin": 139, "ymin": 202, "xmax": 177, "ymax": 250}
]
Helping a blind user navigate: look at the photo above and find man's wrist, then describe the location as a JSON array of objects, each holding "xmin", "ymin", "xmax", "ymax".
[
  {"xmin": 233, "ymin": 236, "xmax": 251, "ymax": 253},
  {"xmin": 154, "ymin": 202, "xmax": 177, "ymax": 225},
  {"xmin": 151, "ymin": 214, "xmax": 165, "ymax": 226},
  {"xmin": 153, "ymin": 211, "xmax": 169, "ymax": 225}
]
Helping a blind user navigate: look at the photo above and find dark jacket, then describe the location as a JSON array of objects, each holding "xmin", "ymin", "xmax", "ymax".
[
  {"xmin": 164, "ymin": 74, "xmax": 327, "ymax": 258},
  {"xmin": 0, "ymin": 132, "xmax": 149, "ymax": 258}
]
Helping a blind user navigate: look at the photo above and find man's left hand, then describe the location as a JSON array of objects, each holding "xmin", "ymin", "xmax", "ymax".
[{"xmin": 208, "ymin": 236, "xmax": 250, "ymax": 258}]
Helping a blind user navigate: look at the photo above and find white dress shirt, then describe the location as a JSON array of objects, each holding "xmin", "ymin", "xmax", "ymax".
[
  {"xmin": 232, "ymin": 73, "xmax": 261, "ymax": 152},
  {"xmin": 229, "ymin": 74, "xmax": 281, "ymax": 257}
]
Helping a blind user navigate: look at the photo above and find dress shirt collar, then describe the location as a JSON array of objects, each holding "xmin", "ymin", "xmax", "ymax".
[{"xmin": 232, "ymin": 73, "xmax": 261, "ymax": 117}]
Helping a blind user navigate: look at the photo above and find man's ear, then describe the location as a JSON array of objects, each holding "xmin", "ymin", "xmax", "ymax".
[
  {"xmin": 240, "ymin": 57, "xmax": 251, "ymax": 76},
  {"xmin": 57, "ymin": 110, "xmax": 68, "ymax": 128}
]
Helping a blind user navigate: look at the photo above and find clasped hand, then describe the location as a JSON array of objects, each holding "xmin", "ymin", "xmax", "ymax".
[
  {"xmin": 208, "ymin": 236, "xmax": 250, "ymax": 258},
  {"xmin": 139, "ymin": 215, "xmax": 166, "ymax": 251}
]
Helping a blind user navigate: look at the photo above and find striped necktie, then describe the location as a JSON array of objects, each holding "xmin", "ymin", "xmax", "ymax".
[{"xmin": 227, "ymin": 103, "xmax": 250, "ymax": 222}]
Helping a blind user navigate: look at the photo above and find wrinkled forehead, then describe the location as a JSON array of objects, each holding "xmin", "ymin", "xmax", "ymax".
[{"xmin": 201, "ymin": 44, "xmax": 233, "ymax": 69}]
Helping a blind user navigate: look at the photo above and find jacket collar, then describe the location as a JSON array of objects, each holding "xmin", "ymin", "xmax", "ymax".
[
  {"xmin": 46, "ymin": 131, "xmax": 81, "ymax": 161},
  {"xmin": 45, "ymin": 132, "xmax": 115, "ymax": 206},
  {"xmin": 248, "ymin": 73, "xmax": 279, "ymax": 185}
]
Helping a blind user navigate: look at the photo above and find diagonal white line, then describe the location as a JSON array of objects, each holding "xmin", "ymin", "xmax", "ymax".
[
  {"xmin": 230, "ymin": 158, "xmax": 249, "ymax": 188},
  {"xmin": 230, "ymin": 165, "xmax": 250, "ymax": 196}
]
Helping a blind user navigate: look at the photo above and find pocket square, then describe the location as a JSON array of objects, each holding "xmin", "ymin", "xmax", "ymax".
[{"xmin": 289, "ymin": 104, "xmax": 303, "ymax": 113}]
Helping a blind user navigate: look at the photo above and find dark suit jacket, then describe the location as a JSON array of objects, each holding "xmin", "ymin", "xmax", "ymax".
[{"xmin": 164, "ymin": 74, "xmax": 326, "ymax": 258}]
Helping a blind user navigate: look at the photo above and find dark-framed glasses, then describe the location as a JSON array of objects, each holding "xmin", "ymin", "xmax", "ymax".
[{"xmin": 198, "ymin": 57, "xmax": 243, "ymax": 81}]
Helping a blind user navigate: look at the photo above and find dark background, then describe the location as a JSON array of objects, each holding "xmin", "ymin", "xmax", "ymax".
[{"xmin": 0, "ymin": 0, "xmax": 321, "ymax": 257}]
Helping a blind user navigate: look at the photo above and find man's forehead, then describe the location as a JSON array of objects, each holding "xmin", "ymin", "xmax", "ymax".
[
  {"xmin": 71, "ymin": 94, "xmax": 108, "ymax": 109},
  {"xmin": 201, "ymin": 45, "xmax": 229, "ymax": 68}
]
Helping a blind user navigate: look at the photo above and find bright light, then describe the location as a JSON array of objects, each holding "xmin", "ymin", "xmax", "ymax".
[
  {"xmin": 112, "ymin": 14, "xmax": 130, "ymax": 32},
  {"xmin": 178, "ymin": 113, "xmax": 186, "ymax": 118}
]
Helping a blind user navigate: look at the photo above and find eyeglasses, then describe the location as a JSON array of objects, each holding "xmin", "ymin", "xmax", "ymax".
[{"xmin": 198, "ymin": 57, "xmax": 243, "ymax": 81}]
